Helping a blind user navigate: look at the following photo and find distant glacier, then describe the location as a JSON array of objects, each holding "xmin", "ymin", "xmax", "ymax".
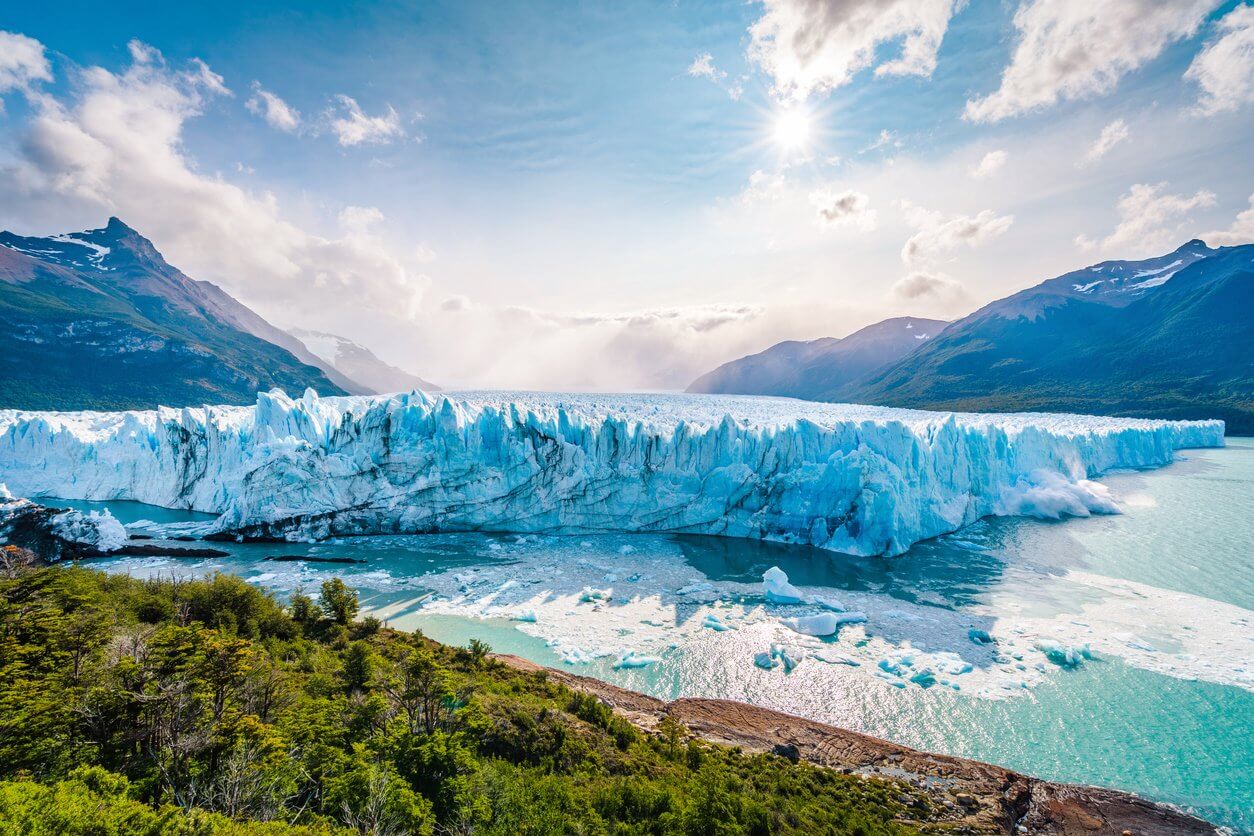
[{"xmin": 0, "ymin": 390, "xmax": 1225, "ymax": 556}]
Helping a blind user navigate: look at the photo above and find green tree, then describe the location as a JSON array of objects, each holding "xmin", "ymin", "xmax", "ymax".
[{"xmin": 319, "ymin": 578, "xmax": 359, "ymax": 626}]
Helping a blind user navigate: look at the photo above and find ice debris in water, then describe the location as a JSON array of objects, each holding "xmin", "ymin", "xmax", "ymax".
[
  {"xmin": 756, "ymin": 644, "xmax": 802, "ymax": 672},
  {"xmin": 51, "ymin": 508, "xmax": 128, "ymax": 553},
  {"xmin": 613, "ymin": 650, "xmax": 660, "ymax": 669},
  {"xmin": 0, "ymin": 389, "xmax": 1221, "ymax": 556},
  {"xmin": 781, "ymin": 611, "xmax": 868, "ymax": 637},
  {"xmin": 579, "ymin": 586, "xmax": 611, "ymax": 603},
  {"xmin": 1037, "ymin": 640, "xmax": 1094, "ymax": 668},
  {"xmin": 968, "ymin": 628, "xmax": 995, "ymax": 645},
  {"xmin": 702, "ymin": 612, "xmax": 734, "ymax": 631},
  {"xmin": 512, "ymin": 609, "xmax": 538, "ymax": 623},
  {"xmin": 763, "ymin": 566, "xmax": 805, "ymax": 604}
]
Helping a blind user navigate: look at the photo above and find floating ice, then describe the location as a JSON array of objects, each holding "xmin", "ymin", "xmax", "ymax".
[
  {"xmin": 763, "ymin": 566, "xmax": 805, "ymax": 603},
  {"xmin": 613, "ymin": 651, "xmax": 659, "ymax": 669},
  {"xmin": 1037, "ymin": 640, "xmax": 1094, "ymax": 668},
  {"xmin": 702, "ymin": 612, "xmax": 733, "ymax": 631},
  {"xmin": 968, "ymin": 628, "xmax": 995, "ymax": 645},
  {"xmin": 579, "ymin": 586, "xmax": 611, "ymax": 603},
  {"xmin": 512, "ymin": 609, "xmax": 538, "ymax": 623},
  {"xmin": 754, "ymin": 651, "xmax": 778, "ymax": 670},
  {"xmin": 0, "ymin": 390, "xmax": 1221, "ymax": 556},
  {"xmin": 782, "ymin": 611, "xmax": 867, "ymax": 636},
  {"xmin": 51, "ymin": 508, "xmax": 127, "ymax": 553}
]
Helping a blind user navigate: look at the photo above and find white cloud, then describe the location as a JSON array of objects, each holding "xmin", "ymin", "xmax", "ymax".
[
  {"xmin": 687, "ymin": 53, "xmax": 726, "ymax": 81},
  {"xmin": 246, "ymin": 82, "xmax": 301, "ymax": 132},
  {"xmin": 864, "ymin": 129, "xmax": 902, "ymax": 152},
  {"xmin": 892, "ymin": 270, "xmax": 965, "ymax": 300},
  {"xmin": 747, "ymin": 0, "xmax": 966, "ymax": 100},
  {"xmin": 970, "ymin": 149, "xmax": 1007, "ymax": 178},
  {"xmin": 810, "ymin": 188, "xmax": 877, "ymax": 230},
  {"xmin": 1201, "ymin": 192, "xmax": 1254, "ymax": 244},
  {"xmin": 1098, "ymin": 182, "xmax": 1217, "ymax": 253},
  {"xmin": 1082, "ymin": 119, "xmax": 1130, "ymax": 164},
  {"xmin": 0, "ymin": 39, "xmax": 426, "ymax": 318},
  {"xmin": 686, "ymin": 52, "xmax": 743, "ymax": 99},
  {"xmin": 328, "ymin": 95, "xmax": 404, "ymax": 146},
  {"xmin": 1185, "ymin": 3, "xmax": 1254, "ymax": 115},
  {"xmin": 0, "ymin": 30, "xmax": 52, "ymax": 105},
  {"xmin": 1074, "ymin": 233, "xmax": 1098, "ymax": 251},
  {"xmin": 900, "ymin": 202, "xmax": 1014, "ymax": 265},
  {"xmin": 964, "ymin": 0, "xmax": 1219, "ymax": 122}
]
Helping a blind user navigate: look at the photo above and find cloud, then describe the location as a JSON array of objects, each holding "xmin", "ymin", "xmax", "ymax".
[
  {"xmin": 1185, "ymin": 3, "xmax": 1254, "ymax": 116},
  {"xmin": 970, "ymin": 149, "xmax": 1007, "ymax": 178},
  {"xmin": 1098, "ymin": 182, "xmax": 1216, "ymax": 253},
  {"xmin": 246, "ymin": 82, "xmax": 301, "ymax": 131},
  {"xmin": 1074, "ymin": 233, "xmax": 1097, "ymax": 251},
  {"xmin": 1201, "ymin": 192, "xmax": 1254, "ymax": 244},
  {"xmin": 892, "ymin": 270, "xmax": 965, "ymax": 299},
  {"xmin": 328, "ymin": 95, "xmax": 404, "ymax": 146},
  {"xmin": 900, "ymin": 202, "xmax": 1014, "ymax": 265},
  {"xmin": 809, "ymin": 188, "xmax": 877, "ymax": 230},
  {"xmin": 0, "ymin": 30, "xmax": 52, "ymax": 105},
  {"xmin": 686, "ymin": 52, "xmax": 744, "ymax": 99},
  {"xmin": 863, "ymin": 129, "xmax": 902, "ymax": 153},
  {"xmin": 0, "ymin": 38, "xmax": 426, "ymax": 319},
  {"xmin": 687, "ymin": 53, "xmax": 726, "ymax": 81},
  {"xmin": 1082, "ymin": 119, "xmax": 1130, "ymax": 164},
  {"xmin": 964, "ymin": 0, "xmax": 1219, "ymax": 122},
  {"xmin": 747, "ymin": 0, "xmax": 967, "ymax": 100}
]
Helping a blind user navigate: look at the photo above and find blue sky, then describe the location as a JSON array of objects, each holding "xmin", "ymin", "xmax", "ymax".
[{"xmin": 1, "ymin": 0, "xmax": 1251, "ymax": 388}]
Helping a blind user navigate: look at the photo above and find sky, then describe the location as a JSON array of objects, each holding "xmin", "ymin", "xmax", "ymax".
[{"xmin": 0, "ymin": 0, "xmax": 1252, "ymax": 390}]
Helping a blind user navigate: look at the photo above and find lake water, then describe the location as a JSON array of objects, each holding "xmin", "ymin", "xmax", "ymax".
[{"xmin": 57, "ymin": 439, "xmax": 1254, "ymax": 832}]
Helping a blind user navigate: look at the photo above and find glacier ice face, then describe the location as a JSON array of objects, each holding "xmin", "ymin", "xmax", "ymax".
[{"xmin": 0, "ymin": 389, "xmax": 1225, "ymax": 557}]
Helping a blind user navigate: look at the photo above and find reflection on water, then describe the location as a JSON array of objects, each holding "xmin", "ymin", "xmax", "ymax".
[{"xmin": 35, "ymin": 440, "xmax": 1254, "ymax": 832}]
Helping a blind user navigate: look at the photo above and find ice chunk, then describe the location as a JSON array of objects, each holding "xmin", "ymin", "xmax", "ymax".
[
  {"xmin": 782, "ymin": 611, "xmax": 867, "ymax": 636},
  {"xmin": 763, "ymin": 566, "xmax": 805, "ymax": 604},
  {"xmin": 613, "ymin": 651, "xmax": 660, "ymax": 669},
  {"xmin": 51, "ymin": 508, "xmax": 127, "ymax": 553},
  {"xmin": 754, "ymin": 651, "xmax": 778, "ymax": 670},
  {"xmin": 579, "ymin": 586, "xmax": 611, "ymax": 603},
  {"xmin": 512, "ymin": 609, "xmax": 538, "ymax": 623},
  {"xmin": 968, "ymin": 628, "xmax": 995, "ymax": 645},
  {"xmin": 1036, "ymin": 640, "xmax": 1094, "ymax": 668},
  {"xmin": 702, "ymin": 612, "xmax": 734, "ymax": 632}
]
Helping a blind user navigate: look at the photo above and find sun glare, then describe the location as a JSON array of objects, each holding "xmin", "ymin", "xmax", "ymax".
[{"xmin": 772, "ymin": 108, "xmax": 812, "ymax": 151}]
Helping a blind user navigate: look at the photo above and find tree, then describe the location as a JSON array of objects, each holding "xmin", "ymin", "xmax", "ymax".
[
  {"xmin": 319, "ymin": 578, "xmax": 359, "ymax": 626},
  {"xmin": 343, "ymin": 641, "xmax": 374, "ymax": 693}
]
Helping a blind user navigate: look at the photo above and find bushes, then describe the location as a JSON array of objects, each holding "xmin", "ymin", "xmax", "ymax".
[{"xmin": 0, "ymin": 566, "xmax": 923, "ymax": 834}]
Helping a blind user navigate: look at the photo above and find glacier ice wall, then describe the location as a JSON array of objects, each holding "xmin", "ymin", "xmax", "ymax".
[{"xmin": 0, "ymin": 389, "xmax": 1225, "ymax": 556}]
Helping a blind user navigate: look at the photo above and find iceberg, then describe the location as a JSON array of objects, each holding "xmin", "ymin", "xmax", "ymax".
[
  {"xmin": 0, "ymin": 389, "xmax": 1223, "ymax": 557},
  {"xmin": 763, "ymin": 566, "xmax": 806, "ymax": 603},
  {"xmin": 781, "ymin": 611, "xmax": 867, "ymax": 636}
]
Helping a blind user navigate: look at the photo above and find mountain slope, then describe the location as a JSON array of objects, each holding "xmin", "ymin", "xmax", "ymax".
[
  {"xmin": 853, "ymin": 241, "xmax": 1253, "ymax": 431},
  {"xmin": 0, "ymin": 218, "xmax": 350, "ymax": 410},
  {"xmin": 290, "ymin": 328, "xmax": 439, "ymax": 394},
  {"xmin": 687, "ymin": 317, "xmax": 947, "ymax": 400}
]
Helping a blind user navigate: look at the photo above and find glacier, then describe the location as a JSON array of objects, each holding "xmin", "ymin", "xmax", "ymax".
[{"xmin": 0, "ymin": 389, "xmax": 1224, "ymax": 557}]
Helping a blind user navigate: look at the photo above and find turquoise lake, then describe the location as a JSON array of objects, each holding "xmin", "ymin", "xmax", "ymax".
[{"xmin": 60, "ymin": 439, "xmax": 1254, "ymax": 832}]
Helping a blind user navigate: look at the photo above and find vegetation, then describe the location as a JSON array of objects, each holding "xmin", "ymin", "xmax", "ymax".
[{"xmin": 0, "ymin": 560, "xmax": 931, "ymax": 834}]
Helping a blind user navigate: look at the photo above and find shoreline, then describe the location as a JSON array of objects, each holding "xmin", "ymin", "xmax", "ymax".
[{"xmin": 498, "ymin": 653, "xmax": 1218, "ymax": 835}]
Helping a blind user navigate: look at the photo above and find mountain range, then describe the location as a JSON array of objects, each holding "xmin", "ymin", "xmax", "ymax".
[
  {"xmin": 689, "ymin": 240, "xmax": 1253, "ymax": 433},
  {"xmin": 0, "ymin": 218, "xmax": 436, "ymax": 411}
]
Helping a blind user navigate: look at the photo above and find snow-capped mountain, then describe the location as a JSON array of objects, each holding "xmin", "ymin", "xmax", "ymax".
[
  {"xmin": 290, "ymin": 328, "xmax": 439, "ymax": 395},
  {"xmin": 688, "ymin": 240, "xmax": 1251, "ymax": 433},
  {"xmin": 687, "ymin": 317, "xmax": 948, "ymax": 401},
  {"xmin": 0, "ymin": 217, "xmax": 354, "ymax": 410}
]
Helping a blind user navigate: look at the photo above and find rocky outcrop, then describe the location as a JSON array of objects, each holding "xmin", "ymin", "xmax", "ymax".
[{"xmin": 502, "ymin": 655, "xmax": 1217, "ymax": 835}]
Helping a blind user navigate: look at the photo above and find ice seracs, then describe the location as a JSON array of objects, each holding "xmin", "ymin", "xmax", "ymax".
[{"xmin": 0, "ymin": 389, "xmax": 1224, "ymax": 557}]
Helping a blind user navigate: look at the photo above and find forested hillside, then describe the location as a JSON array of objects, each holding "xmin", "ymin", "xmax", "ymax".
[{"xmin": 0, "ymin": 556, "xmax": 926, "ymax": 834}]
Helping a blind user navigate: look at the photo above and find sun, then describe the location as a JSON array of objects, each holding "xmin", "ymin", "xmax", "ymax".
[{"xmin": 772, "ymin": 107, "xmax": 812, "ymax": 152}]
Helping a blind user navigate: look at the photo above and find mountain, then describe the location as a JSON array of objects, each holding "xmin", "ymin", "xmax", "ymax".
[
  {"xmin": 688, "ymin": 240, "xmax": 1253, "ymax": 433},
  {"xmin": 687, "ymin": 316, "xmax": 948, "ymax": 400},
  {"xmin": 290, "ymin": 328, "xmax": 439, "ymax": 394},
  {"xmin": 856, "ymin": 241, "xmax": 1253, "ymax": 431},
  {"xmin": 0, "ymin": 217, "xmax": 352, "ymax": 411}
]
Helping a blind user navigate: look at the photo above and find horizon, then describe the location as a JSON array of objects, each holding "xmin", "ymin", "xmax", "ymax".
[{"xmin": 1, "ymin": 1, "xmax": 1252, "ymax": 390}]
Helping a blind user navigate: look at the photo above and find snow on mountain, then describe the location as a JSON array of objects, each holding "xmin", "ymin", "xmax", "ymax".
[
  {"xmin": 289, "ymin": 328, "xmax": 439, "ymax": 395},
  {"xmin": 0, "ymin": 389, "xmax": 1222, "ymax": 557},
  {"xmin": 0, "ymin": 218, "xmax": 356, "ymax": 410}
]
